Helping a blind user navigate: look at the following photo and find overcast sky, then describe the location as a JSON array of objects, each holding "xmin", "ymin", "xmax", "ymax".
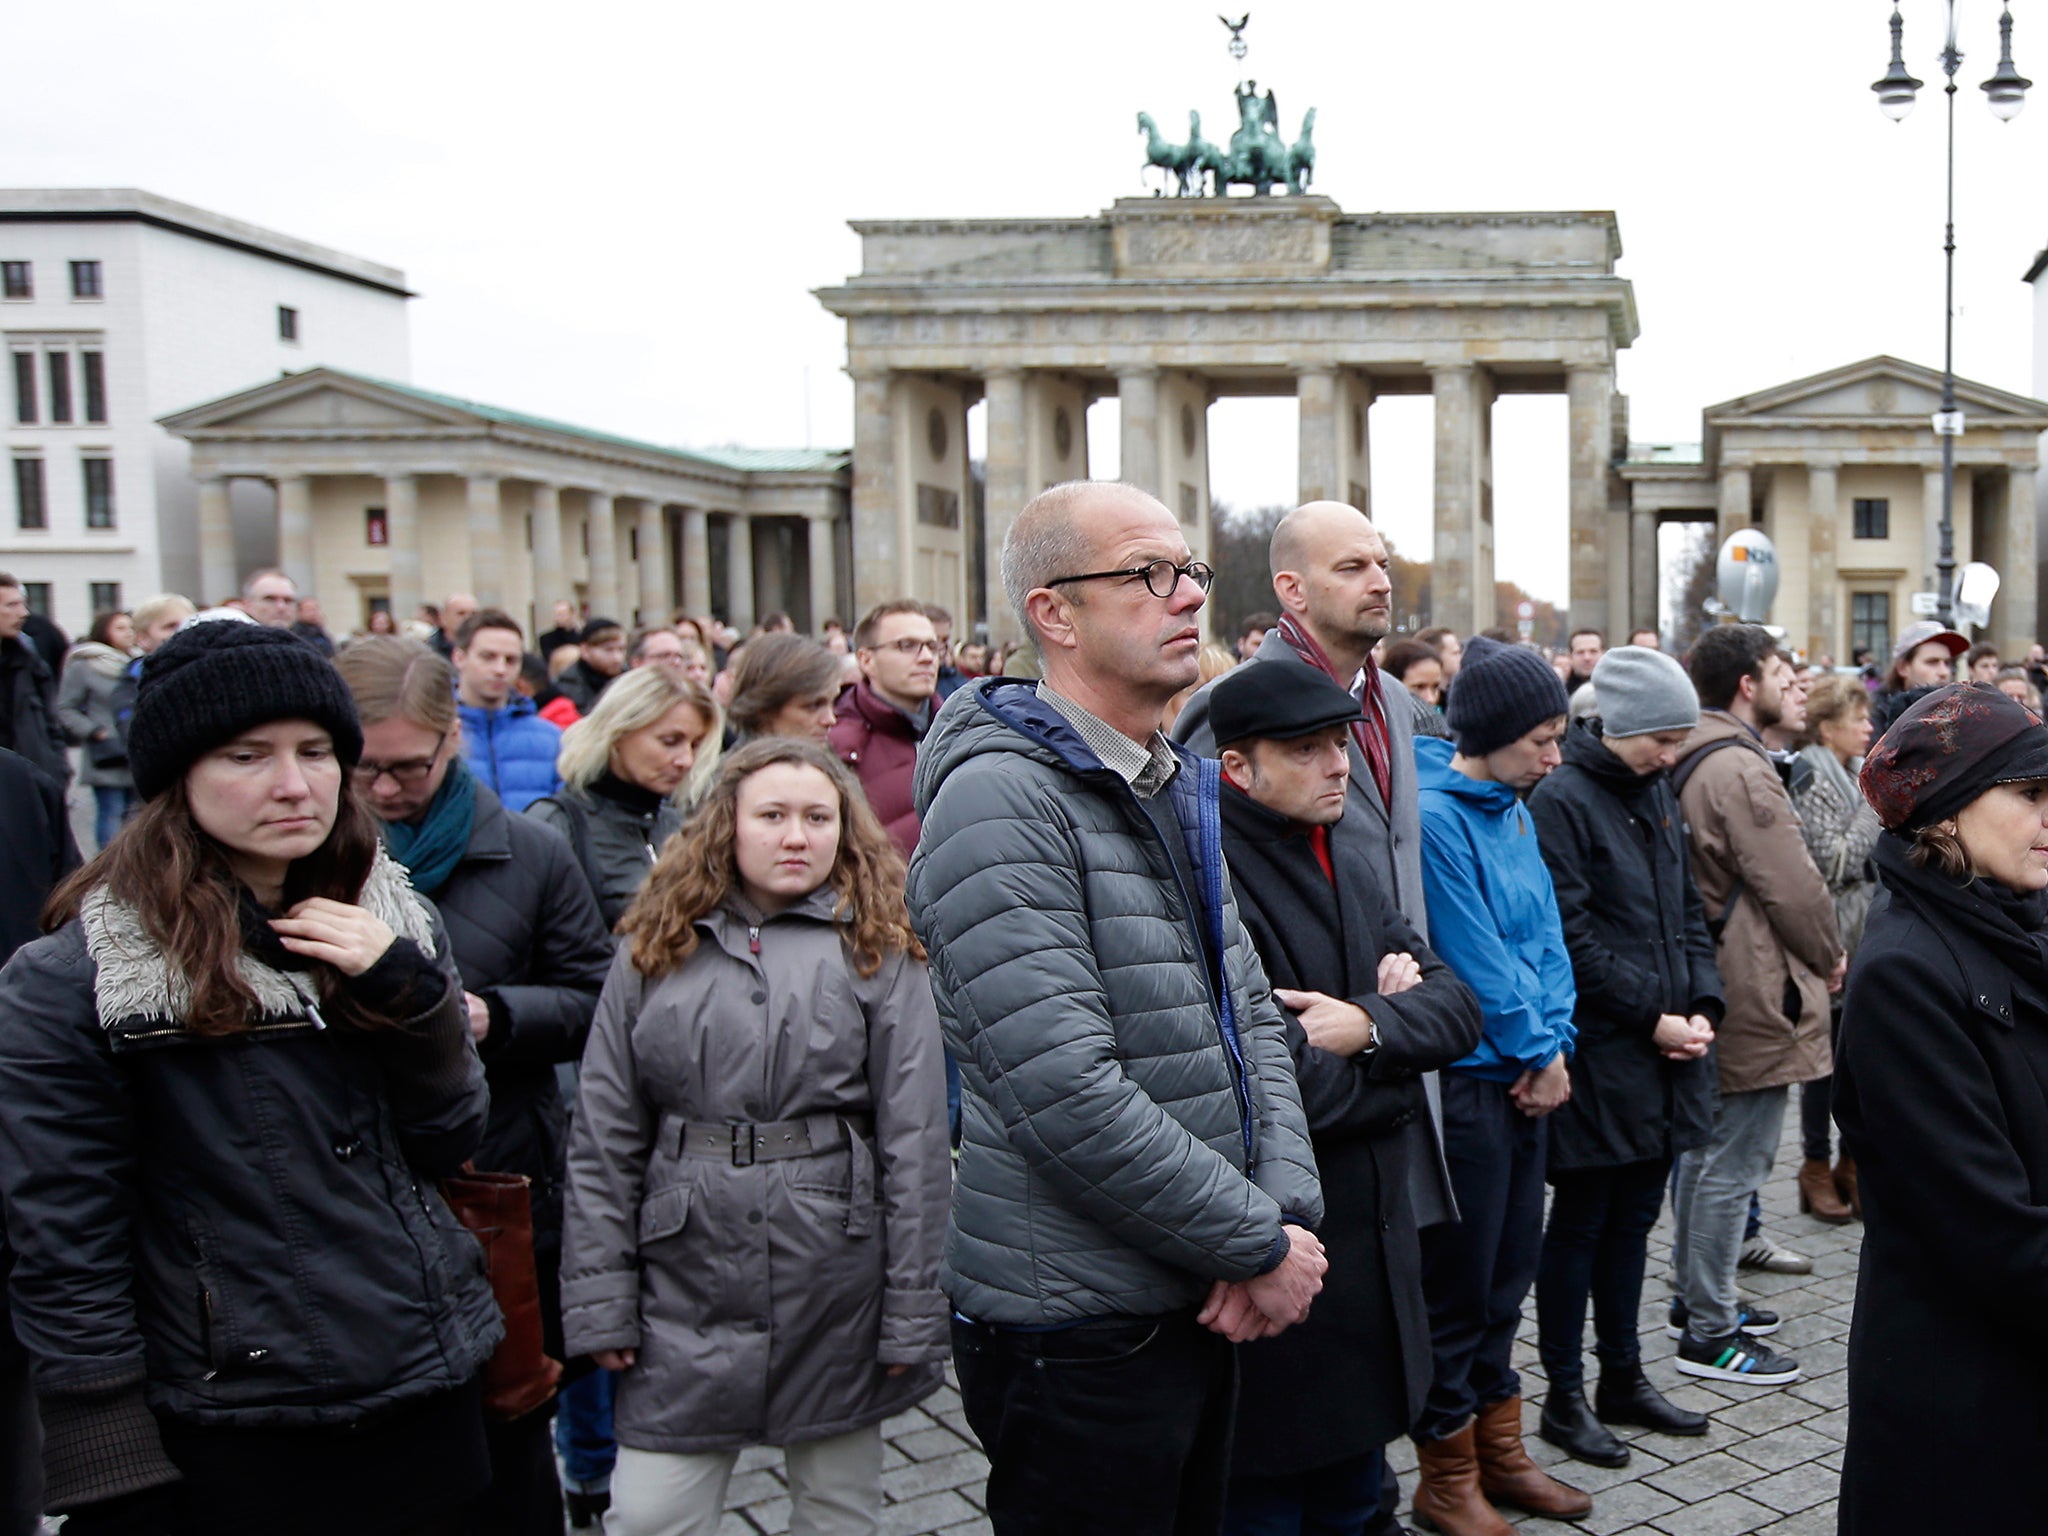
[{"xmin": 9, "ymin": 0, "xmax": 2044, "ymax": 603}]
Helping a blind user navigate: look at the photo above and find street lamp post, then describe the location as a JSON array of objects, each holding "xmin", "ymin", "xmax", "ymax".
[{"xmin": 1873, "ymin": 2, "xmax": 2029, "ymax": 629}]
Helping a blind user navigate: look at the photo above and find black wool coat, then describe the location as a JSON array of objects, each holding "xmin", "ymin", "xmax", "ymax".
[
  {"xmin": 1526, "ymin": 723, "xmax": 1722, "ymax": 1174},
  {"xmin": 1834, "ymin": 836, "xmax": 2048, "ymax": 1536},
  {"xmin": 1218, "ymin": 784, "xmax": 1482, "ymax": 1473}
]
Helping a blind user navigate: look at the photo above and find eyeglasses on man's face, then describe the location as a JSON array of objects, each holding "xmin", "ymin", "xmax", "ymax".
[
  {"xmin": 870, "ymin": 637, "xmax": 941, "ymax": 657},
  {"xmin": 352, "ymin": 731, "xmax": 448, "ymax": 788},
  {"xmin": 1046, "ymin": 559, "xmax": 1215, "ymax": 600}
]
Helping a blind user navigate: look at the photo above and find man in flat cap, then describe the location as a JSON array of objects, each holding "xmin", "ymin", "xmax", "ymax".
[{"xmin": 1211, "ymin": 662, "xmax": 1482, "ymax": 1533}]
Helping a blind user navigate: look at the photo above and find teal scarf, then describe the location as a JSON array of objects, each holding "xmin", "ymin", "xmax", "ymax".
[{"xmin": 382, "ymin": 755, "xmax": 477, "ymax": 896}]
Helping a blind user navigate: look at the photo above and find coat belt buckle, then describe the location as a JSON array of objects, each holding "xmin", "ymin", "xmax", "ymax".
[{"xmin": 731, "ymin": 1125, "xmax": 757, "ymax": 1167}]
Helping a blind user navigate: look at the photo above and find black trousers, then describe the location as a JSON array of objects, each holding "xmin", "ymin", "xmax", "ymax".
[
  {"xmin": 0, "ymin": 1298, "xmax": 38, "ymax": 1536},
  {"xmin": 954, "ymin": 1310, "xmax": 1237, "ymax": 1536},
  {"xmin": 1535, "ymin": 1157, "xmax": 1671, "ymax": 1393},
  {"xmin": 1416, "ymin": 1075, "xmax": 1546, "ymax": 1444}
]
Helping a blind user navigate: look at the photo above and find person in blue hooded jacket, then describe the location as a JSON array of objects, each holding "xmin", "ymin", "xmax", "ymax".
[
  {"xmin": 452, "ymin": 609, "xmax": 563, "ymax": 812},
  {"xmin": 1408, "ymin": 636, "xmax": 1587, "ymax": 1536}
]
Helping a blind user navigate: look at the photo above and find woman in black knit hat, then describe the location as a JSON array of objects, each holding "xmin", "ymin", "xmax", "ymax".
[
  {"xmin": 1835, "ymin": 682, "xmax": 2048, "ymax": 1536},
  {"xmin": 0, "ymin": 620, "xmax": 502, "ymax": 1536}
]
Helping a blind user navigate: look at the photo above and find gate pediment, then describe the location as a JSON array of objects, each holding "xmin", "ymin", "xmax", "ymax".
[{"xmin": 1706, "ymin": 355, "xmax": 2048, "ymax": 427}]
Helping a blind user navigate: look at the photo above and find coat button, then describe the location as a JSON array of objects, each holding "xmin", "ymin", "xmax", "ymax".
[
  {"xmin": 244, "ymin": 1348, "xmax": 269, "ymax": 1363},
  {"xmin": 752, "ymin": 991, "xmax": 767, "ymax": 1005},
  {"xmin": 754, "ymin": 1318, "xmax": 770, "ymax": 1333},
  {"xmin": 748, "ymin": 1210, "xmax": 763, "ymax": 1225},
  {"xmin": 333, "ymin": 1140, "xmax": 361, "ymax": 1161}
]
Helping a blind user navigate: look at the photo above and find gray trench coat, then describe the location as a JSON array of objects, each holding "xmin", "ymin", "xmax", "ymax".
[{"xmin": 560, "ymin": 887, "xmax": 951, "ymax": 1453}]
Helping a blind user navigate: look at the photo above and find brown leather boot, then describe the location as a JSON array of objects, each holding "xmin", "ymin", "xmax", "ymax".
[
  {"xmin": 1834, "ymin": 1155, "xmax": 1861, "ymax": 1219},
  {"xmin": 1411, "ymin": 1421, "xmax": 1514, "ymax": 1536},
  {"xmin": 1799, "ymin": 1157, "xmax": 1854, "ymax": 1223},
  {"xmin": 1473, "ymin": 1394, "xmax": 1594, "ymax": 1520}
]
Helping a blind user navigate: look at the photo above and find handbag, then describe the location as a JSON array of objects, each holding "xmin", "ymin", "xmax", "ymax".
[
  {"xmin": 438, "ymin": 1165, "xmax": 563, "ymax": 1421},
  {"xmin": 87, "ymin": 734, "xmax": 128, "ymax": 769}
]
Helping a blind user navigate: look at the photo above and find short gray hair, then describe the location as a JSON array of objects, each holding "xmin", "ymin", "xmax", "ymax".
[{"xmin": 1001, "ymin": 481, "xmax": 1132, "ymax": 644}]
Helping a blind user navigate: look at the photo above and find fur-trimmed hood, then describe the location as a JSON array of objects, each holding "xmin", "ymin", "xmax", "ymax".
[{"xmin": 80, "ymin": 847, "xmax": 436, "ymax": 1044}]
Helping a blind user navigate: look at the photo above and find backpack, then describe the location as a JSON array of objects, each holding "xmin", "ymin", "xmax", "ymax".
[{"xmin": 1669, "ymin": 736, "xmax": 1750, "ymax": 943}]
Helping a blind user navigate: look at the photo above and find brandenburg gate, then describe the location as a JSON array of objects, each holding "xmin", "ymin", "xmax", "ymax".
[{"xmin": 816, "ymin": 195, "xmax": 1640, "ymax": 644}]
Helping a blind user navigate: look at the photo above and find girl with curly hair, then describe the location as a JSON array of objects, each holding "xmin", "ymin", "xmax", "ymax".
[{"xmin": 559, "ymin": 738, "xmax": 950, "ymax": 1536}]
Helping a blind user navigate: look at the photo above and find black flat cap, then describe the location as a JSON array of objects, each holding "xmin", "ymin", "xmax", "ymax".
[{"xmin": 1210, "ymin": 660, "xmax": 1363, "ymax": 750}]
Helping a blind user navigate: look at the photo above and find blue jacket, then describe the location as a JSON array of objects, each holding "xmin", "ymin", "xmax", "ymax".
[
  {"xmin": 1414, "ymin": 734, "xmax": 1576, "ymax": 1082},
  {"xmin": 457, "ymin": 694, "xmax": 562, "ymax": 813}
]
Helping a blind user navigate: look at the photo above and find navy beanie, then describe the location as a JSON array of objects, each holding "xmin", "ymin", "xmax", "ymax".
[
  {"xmin": 1444, "ymin": 637, "xmax": 1570, "ymax": 756},
  {"xmin": 128, "ymin": 620, "xmax": 365, "ymax": 801}
]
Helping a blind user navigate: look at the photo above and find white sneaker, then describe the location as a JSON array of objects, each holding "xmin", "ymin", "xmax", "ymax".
[{"xmin": 1738, "ymin": 1236, "xmax": 1812, "ymax": 1275}]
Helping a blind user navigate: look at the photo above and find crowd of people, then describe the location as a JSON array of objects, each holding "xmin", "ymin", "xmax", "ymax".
[{"xmin": 0, "ymin": 487, "xmax": 2043, "ymax": 1536}]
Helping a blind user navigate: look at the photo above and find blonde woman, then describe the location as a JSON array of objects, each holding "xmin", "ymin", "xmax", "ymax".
[{"xmin": 529, "ymin": 666, "xmax": 724, "ymax": 930}]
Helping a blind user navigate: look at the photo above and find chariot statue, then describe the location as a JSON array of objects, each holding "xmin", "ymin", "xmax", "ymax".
[{"xmin": 1135, "ymin": 14, "xmax": 1317, "ymax": 197}]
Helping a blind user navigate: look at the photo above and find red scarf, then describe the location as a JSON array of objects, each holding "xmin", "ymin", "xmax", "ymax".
[{"xmin": 1277, "ymin": 613, "xmax": 1394, "ymax": 808}]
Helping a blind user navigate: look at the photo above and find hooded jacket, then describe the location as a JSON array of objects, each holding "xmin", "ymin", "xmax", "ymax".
[
  {"xmin": 56, "ymin": 641, "xmax": 136, "ymax": 790},
  {"xmin": 1413, "ymin": 734, "xmax": 1577, "ymax": 1082},
  {"xmin": 827, "ymin": 679, "xmax": 926, "ymax": 856},
  {"xmin": 908, "ymin": 679, "xmax": 1322, "ymax": 1328},
  {"xmin": 456, "ymin": 692, "xmax": 563, "ymax": 813},
  {"xmin": 1527, "ymin": 721, "xmax": 1721, "ymax": 1171},
  {"xmin": 1672, "ymin": 710, "xmax": 1842, "ymax": 1094}
]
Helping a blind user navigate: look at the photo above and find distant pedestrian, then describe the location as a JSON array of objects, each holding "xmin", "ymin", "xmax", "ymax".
[
  {"xmin": 829, "ymin": 600, "xmax": 941, "ymax": 855},
  {"xmin": 0, "ymin": 575, "xmax": 67, "ymax": 783},
  {"xmin": 1836, "ymin": 683, "xmax": 2048, "ymax": 1535},
  {"xmin": 240, "ymin": 568, "xmax": 298, "ymax": 630},
  {"xmin": 563, "ymin": 739, "xmax": 951, "ymax": 1536},
  {"xmin": 727, "ymin": 634, "xmax": 843, "ymax": 745},
  {"xmin": 1869, "ymin": 620, "xmax": 1967, "ymax": 732},
  {"xmin": 453, "ymin": 609, "xmax": 564, "ymax": 812},
  {"xmin": 292, "ymin": 597, "xmax": 336, "ymax": 657},
  {"xmin": 556, "ymin": 618, "xmax": 626, "ymax": 712},
  {"xmin": 57, "ymin": 610, "xmax": 139, "ymax": 848}
]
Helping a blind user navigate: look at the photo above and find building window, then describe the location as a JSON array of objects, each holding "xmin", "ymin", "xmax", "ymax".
[
  {"xmin": 10, "ymin": 352, "xmax": 33, "ymax": 424},
  {"xmin": 89, "ymin": 581, "xmax": 120, "ymax": 614},
  {"xmin": 277, "ymin": 305, "xmax": 298, "ymax": 342},
  {"xmin": 366, "ymin": 506, "xmax": 388, "ymax": 546},
  {"xmin": 82, "ymin": 457, "xmax": 114, "ymax": 529},
  {"xmin": 81, "ymin": 350, "xmax": 105, "ymax": 422},
  {"xmin": 69, "ymin": 261, "xmax": 102, "ymax": 300},
  {"xmin": 1850, "ymin": 592, "xmax": 1891, "ymax": 663},
  {"xmin": 12, "ymin": 458, "xmax": 45, "ymax": 531},
  {"xmin": 46, "ymin": 352, "xmax": 71, "ymax": 424},
  {"xmin": 915, "ymin": 483, "xmax": 961, "ymax": 528},
  {"xmin": 1852, "ymin": 498, "xmax": 1889, "ymax": 539},
  {"xmin": 0, "ymin": 263, "xmax": 28, "ymax": 300},
  {"xmin": 21, "ymin": 583, "xmax": 50, "ymax": 617}
]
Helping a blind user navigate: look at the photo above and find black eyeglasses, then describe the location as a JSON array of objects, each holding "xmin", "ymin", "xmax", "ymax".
[
  {"xmin": 870, "ymin": 637, "xmax": 941, "ymax": 657},
  {"xmin": 353, "ymin": 731, "xmax": 448, "ymax": 788},
  {"xmin": 1046, "ymin": 559, "xmax": 1215, "ymax": 599}
]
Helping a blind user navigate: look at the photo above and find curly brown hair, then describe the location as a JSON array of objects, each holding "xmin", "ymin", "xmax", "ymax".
[{"xmin": 618, "ymin": 737, "xmax": 923, "ymax": 979}]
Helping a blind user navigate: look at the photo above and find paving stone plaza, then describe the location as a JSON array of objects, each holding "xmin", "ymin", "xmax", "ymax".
[{"xmin": 711, "ymin": 1113, "xmax": 1857, "ymax": 1536}]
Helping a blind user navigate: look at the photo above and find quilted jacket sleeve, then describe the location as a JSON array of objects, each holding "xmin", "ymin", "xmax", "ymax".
[{"xmin": 913, "ymin": 759, "xmax": 1291, "ymax": 1282}]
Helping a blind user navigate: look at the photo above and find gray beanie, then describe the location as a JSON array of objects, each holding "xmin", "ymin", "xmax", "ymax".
[{"xmin": 1592, "ymin": 646, "xmax": 1699, "ymax": 738}]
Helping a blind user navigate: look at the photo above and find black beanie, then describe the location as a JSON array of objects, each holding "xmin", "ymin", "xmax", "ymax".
[
  {"xmin": 129, "ymin": 620, "xmax": 365, "ymax": 801},
  {"xmin": 1443, "ymin": 636, "xmax": 1571, "ymax": 757}
]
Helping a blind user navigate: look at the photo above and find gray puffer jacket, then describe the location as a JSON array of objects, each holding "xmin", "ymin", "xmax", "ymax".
[{"xmin": 909, "ymin": 679, "xmax": 1322, "ymax": 1328}]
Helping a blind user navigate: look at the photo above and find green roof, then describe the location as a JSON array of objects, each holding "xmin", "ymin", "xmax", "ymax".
[{"xmin": 335, "ymin": 371, "xmax": 850, "ymax": 475}]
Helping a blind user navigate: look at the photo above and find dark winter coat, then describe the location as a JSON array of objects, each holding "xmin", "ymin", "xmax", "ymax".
[
  {"xmin": 419, "ymin": 783, "xmax": 613, "ymax": 1355},
  {"xmin": 1834, "ymin": 835, "xmax": 2048, "ymax": 1536},
  {"xmin": 528, "ymin": 777, "xmax": 687, "ymax": 931},
  {"xmin": 1527, "ymin": 722, "xmax": 1722, "ymax": 1172},
  {"xmin": 908, "ymin": 679, "xmax": 1323, "ymax": 1327},
  {"xmin": 562, "ymin": 889, "xmax": 951, "ymax": 1451},
  {"xmin": 552, "ymin": 660, "xmax": 616, "ymax": 715},
  {"xmin": 827, "ymin": 680, "xmax": 926, "ymax": 856},
  {"xmin": 1218, "ymin": 784, "xmax": 1480, "ymax": 1470},
  {"xmin": 0, "ymin": 635, "xmax": 67, "ymax": 784},
  {"xmin": 0, "ymin": 853, "xmax": 500, "ymax": 1510},
  {"xmin": 0, "ymin": 747, "xmax": 77, "ymax": 961}
]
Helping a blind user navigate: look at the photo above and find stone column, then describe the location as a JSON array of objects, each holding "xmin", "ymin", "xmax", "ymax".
[
  {"xmin": 2002, "ymin": 464, "xmax": 2038, "ymax": 654},
  {"xmin": 807, "ymin": 513, "xmax": 837, "ymax": 636},
  {"xmin": 586, "ymin": 491, "xmax": 620, "ymax": 619},
  {"xmin": 275, "ymin": 475, "xmax": 315, "ymax": 597},
  {"xmin": 1341, "ymin": 374, "xmax": 1374, "ymax": 514},
  {"xmin": 197, "ymin": 476, "xmax": 235, "ymax": 604},
  {"xmin": 529, "ymin": 483, "xmax": 565, "ymax": 621},
  {"xmin": 726, "ymin": 514, "xmax": 755, "ymax": 629},
  {"xmin": 983, "ymin": 370, "xmax": 1028, "ymax": 646},
  {"xmin": 385, "ymin": 474, "xmax": 421, "ymax": 624},
  {"xmin": 466, "ymin": 475, "xmax": 503, "ymax": 606},
  {"xmin": 680, "ymin": 507, "xmax": 711, "ymax": 621},
  {"xmin": 1567, "ymin": 366, "xmax": 1615, "ymax": 639},
  {"xmin": 637, "ymin": 497, "xmax": 668, "ymax": 624},
  {"xmin": 1118, "ymin": 368, "xmax": 1161, "ymax": 496},
  {"xmin": 1717, "ymin": 464, "xmax": 1752, "ymax": 547},
  {"xmin": 1808, "ymin": 461, "xmax": 1840, "ymax": 662},
  {"xmin": 1296, "ymin": 368, "xmax": 1339, "ymax": 505},
  {"xmin": 1431, "ymin": 364, "xmax": 1494, "ymax": 636},
  {"xmin": 850, "ymin": 372, "xmax": 898, "ymax": 615},
  {"xmin": 1630, "ymin": 506, "xmax": 1659, "ymax": 637}
]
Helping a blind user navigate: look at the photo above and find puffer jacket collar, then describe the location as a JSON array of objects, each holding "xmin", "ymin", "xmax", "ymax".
[{"xmin": 81, "ymin": 847, "xmax": 434, "ymax": 1048}]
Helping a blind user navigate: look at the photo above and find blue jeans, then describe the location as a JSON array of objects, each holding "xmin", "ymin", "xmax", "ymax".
[
  {"xmin": 1223, "ymin": 1449, "xmax": 1384, "ymax": 1536},
  {"xmin": 93, "ymin": 785, "xmax": 133, "ymax": 851},
  {"xmin": 555, "ymin": 1368, "xmax": 618, "ymax": 1495}
]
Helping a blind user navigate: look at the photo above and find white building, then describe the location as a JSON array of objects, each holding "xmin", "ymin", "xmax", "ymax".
[{"xmin": 1, "ymin": 188, "xmax": 410, "ymax": 631}]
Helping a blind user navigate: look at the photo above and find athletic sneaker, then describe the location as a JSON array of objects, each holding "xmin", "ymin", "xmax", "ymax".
[
  {"xmin": 1666, "ymin": 1299, "xmax": 1780, "ymax": 1339},
  {"xmin": 1674, "ymin": 1329, "xmax": 1800, "ymax": 1385},
  {"xmin": 1739, "ymin": 1236, "xmax": 1812, "ymax": 1274}
]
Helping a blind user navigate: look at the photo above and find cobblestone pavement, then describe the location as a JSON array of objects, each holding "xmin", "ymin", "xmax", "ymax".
[{"xmin": 712, "ymin": 1111, "xmax": 1857, "ymax": 1536}]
